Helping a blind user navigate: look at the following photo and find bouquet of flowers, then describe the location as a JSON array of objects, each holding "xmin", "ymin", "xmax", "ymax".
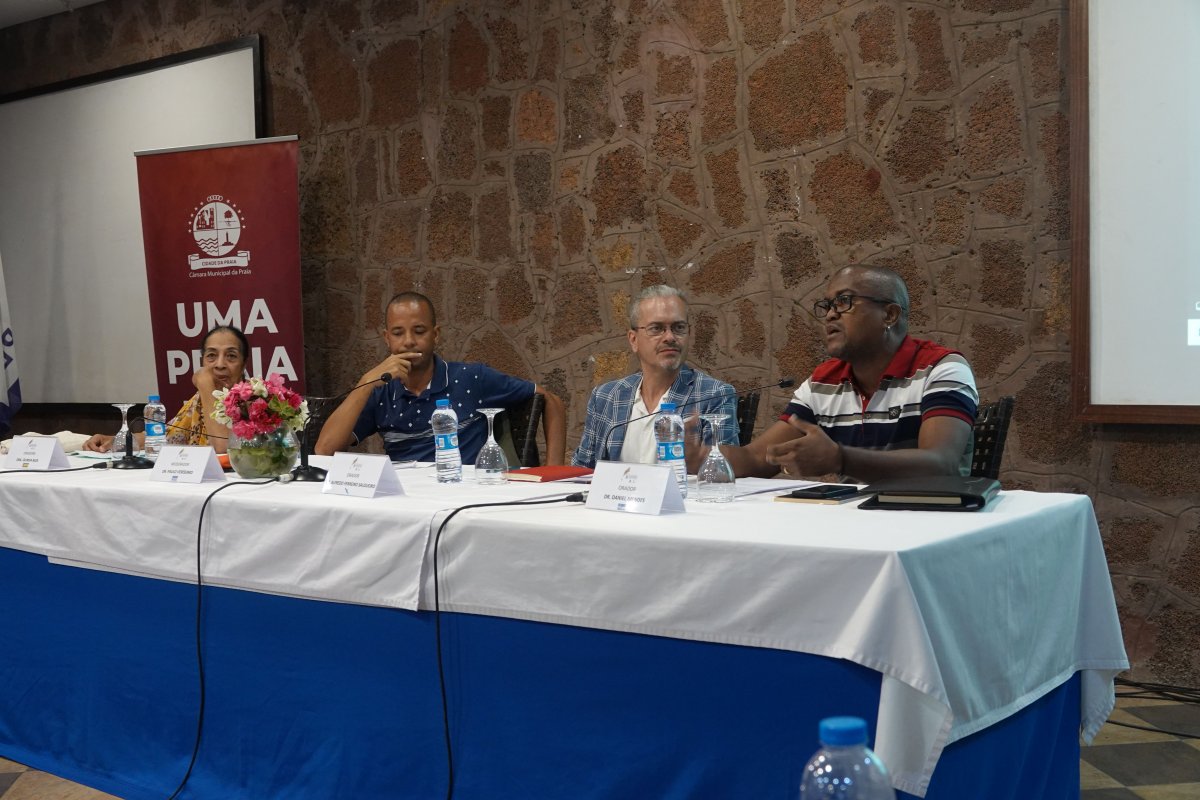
[{"xmin": 211, "ymin": 374, "xmax": 309, "ymax": 438}]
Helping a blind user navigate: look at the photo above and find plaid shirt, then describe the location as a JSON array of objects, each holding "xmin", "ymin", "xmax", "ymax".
[{"xmin": 572, "ymin": 366, "xmax": 739, "ymax": 467}]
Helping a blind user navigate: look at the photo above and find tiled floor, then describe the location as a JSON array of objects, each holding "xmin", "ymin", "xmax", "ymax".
[
  {"xmin": 1081, "ymin": 687, "xmax": 1200, "ymax": 799},
  {"xmin": 1, "ymin": 691, "xmax": 1198, "ymax": 799}
]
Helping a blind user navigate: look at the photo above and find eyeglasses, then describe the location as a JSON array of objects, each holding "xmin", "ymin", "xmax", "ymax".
[
  {"xmin": 811, "ymin": 294, "xmax": 896, "ymax": 319},
  {"xmin": 634, "ymin": 321, "xmax": 690, "ymax": 337}
]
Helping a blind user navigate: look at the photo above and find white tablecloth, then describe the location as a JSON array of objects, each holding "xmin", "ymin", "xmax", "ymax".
[{"xmin": 0, "ymin": 459, "xmax": 1128, "ymax": 796}]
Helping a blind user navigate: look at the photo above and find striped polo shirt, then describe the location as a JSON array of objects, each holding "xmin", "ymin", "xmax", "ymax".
[{"xmin": 782, "ymin": 336, "xmax": 978, "ymax": 475}]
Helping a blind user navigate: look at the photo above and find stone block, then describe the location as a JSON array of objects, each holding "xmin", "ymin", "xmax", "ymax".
[{"xmin": 748, "ymin": 33, "xmax": 846, "ymax": 153}]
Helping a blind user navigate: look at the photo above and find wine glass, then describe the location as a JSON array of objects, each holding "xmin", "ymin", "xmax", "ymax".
[
  {"xmin": 110, "ymin": 403, "xmax": 134, "ymax": 458},
  {"xmin": 474, "ymin": 408, "xmax": 509, "ymax": 484},
  {"xmin": 696, "ymin": 414, "xmax": 735, "ymax": 503}
]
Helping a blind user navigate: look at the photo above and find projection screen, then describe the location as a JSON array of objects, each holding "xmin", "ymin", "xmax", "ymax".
[
  {"xmin": 0, "ymin": 37, "xmax": 261, "ymax": 403},
  {"xmin": 1071, "ymin": 1, "xmax": 1200, "ymax": 423}
]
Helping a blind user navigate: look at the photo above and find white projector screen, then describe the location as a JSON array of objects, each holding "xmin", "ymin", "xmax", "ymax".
[
  {"xmin": 0, "ymin": 38, "xmax": 261, "ymax": 403},
  {"xmin": 1073, "ymin": 1, "xmax": 1200, "ymax": 423}
]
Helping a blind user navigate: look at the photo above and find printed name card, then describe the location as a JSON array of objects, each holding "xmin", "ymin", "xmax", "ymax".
[
  {"xmin": 322, "ymin": 453, "xmax": 404, "ymax": 498},
  {"xmin": 151, "ymin": 446, "xmax": 226, "ymax": 483},
  {"xmin": 586, "ymin": 461, "xmax": 686, "ymax": 515},
  {"xmin": 3, "ymin": 436, "xmax": 71, "ymax": 470}
]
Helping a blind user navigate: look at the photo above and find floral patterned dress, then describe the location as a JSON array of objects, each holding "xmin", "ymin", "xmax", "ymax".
[{"xmin": 165, "ymin": 393, "xmax": 209, "ymax": 446}]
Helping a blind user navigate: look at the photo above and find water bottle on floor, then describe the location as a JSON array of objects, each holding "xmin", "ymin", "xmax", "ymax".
[
  {"xmin": 431, "ymin": 398, "xmax": 462, "ymax": 483},
  {"xmin": 799, "ymin": 717, "xmax": 895, "ymax": 799},
  {"xmin": 144, "ymin": 395, "xmax": 166, "ymax": 459},
  {"xmin": 654, "ymin": 401, "xmax": 687, "ymax": 498}
]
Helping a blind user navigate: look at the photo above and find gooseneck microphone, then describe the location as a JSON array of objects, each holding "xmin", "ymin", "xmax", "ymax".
[
  {"xmin": 598, "ymin": 377, "xmax": 796, "ymax": 460},
  {"xmin": 111, "ymin": 420, "xmax": 155, "ymax": 470},
  {"xmin": 291, "ymin": 372, "xmax": 393, "ymax": 482}
]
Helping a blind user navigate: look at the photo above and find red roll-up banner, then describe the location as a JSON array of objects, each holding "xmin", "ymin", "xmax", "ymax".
[{"xmin": 135, "ymin": 136, "xmax": 305, "ymax": 414}]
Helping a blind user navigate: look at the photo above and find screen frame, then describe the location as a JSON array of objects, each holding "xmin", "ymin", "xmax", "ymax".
[
  {"xmin": 0, "ymin": 36, "xmax": 264, "ymax": 416},
  {"xmin": 1069, "ymin": 1, "xmax": 1200, "ymax": 424}
]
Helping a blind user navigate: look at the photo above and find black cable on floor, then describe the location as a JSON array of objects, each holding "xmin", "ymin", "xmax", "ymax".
[
  {"xmin": 1115, "ymin": 676, "xmax": 1200, "ymax": 704},
  {"xmin": 431, "ymin": 492, "xmax": 586, "ymax": 800},
  {"xmin": 1104, "ymin": 719, "xmax": 1200, "ymax": 740},
  {"xmin": 165, "ymin": 477, "xmax": 278, "ymax": 800}
]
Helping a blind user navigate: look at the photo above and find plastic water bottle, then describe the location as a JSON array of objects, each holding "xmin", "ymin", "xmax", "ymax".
[
  {"xmin": 800, "ymin": 717, "xmax": 895, "ymax": 799},
  {"xmin": 654, "ymin": 401, "xmax": 688, "ymax": 498},
  {"xmin": 144, "ymin": 394, "xmax": 167, "ymax": 459},
  {"xmin": 431, "ymin": 398, "xmax": 462, "ymax": 483}
]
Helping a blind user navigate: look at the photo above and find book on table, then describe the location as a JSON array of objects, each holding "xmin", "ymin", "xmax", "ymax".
[
  {"xmin": 858, "ymin": 475, "xmax": 1001, "ymax": 511},
  {"xmin": 505, "ymin": 465, "xmax": 594, "ymax": 483}
]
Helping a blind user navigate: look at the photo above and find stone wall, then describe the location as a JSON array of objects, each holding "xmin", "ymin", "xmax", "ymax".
[{"xmin": 2, "ymin": 0, "xmax": 1197, "ymax": 683}]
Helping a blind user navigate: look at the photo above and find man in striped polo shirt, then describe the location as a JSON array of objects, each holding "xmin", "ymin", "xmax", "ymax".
[{"xmin": 695, "ymin": 264, "xmax": 978, "ymax": 482}]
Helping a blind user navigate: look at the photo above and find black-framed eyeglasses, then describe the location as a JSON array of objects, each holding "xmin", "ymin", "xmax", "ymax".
[
  {"xmin": 634, "ymin": 321, "xmax": 690, "ymax": 337},
  {"xmin": 811, "ymin": 294, "xmax": 895, "ymax": 319}
]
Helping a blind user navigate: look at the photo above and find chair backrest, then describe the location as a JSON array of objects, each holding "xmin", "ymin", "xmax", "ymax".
[
  {"xmin": 736, "ymin": 391, "xmax": 760, "ymax": 446},
  {"xmin": 970, "ymin": 395, "xmax": 1014, "ymax": 480},
  {"xmin": 496, "ymin": 393, "xmax": 545, "ymax": 468}
]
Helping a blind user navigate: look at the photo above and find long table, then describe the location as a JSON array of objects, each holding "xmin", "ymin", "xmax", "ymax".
[{"xmin": 0, "ymin": 459, "xmax": 1128, "ymax": 798}]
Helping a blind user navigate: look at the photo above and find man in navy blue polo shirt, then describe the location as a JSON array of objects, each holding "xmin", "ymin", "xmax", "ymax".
[{"xmin": 315, "ymin": 292, "xmax": 565, "ymax": 464}]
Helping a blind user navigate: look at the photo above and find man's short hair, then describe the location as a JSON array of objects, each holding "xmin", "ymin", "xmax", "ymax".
[
  {"xmin": 386, "ymin": 291, "xmax": 437, "ymax": 326},
  {"xmin": 840, "ymin": 264, "xmax": 910, "ymax": 328},
  {"xmin": 628, "ymin": 285, "xmax": 687, "ymax": 329}
]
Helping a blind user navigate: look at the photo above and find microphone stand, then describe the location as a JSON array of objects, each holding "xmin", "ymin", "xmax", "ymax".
[
  {"xmin": 290, "ymin": 372, "xmax": 393, "ymax": 482},
  {"xmin": 110, "ymin": 420, "xmax": 154, "ymax": 470},
  {"xmin": 598, "ymin": 376, "xmax": 796, "ymax": 461}
]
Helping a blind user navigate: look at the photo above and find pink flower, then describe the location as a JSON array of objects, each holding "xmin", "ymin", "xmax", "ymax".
[
  {"xmin": 249, "ymin": 400, "xmax": 282, "ymax": 432},
  {"xmin": 231, "ymin": 420, "xmax": 258, "ymax": 439}
]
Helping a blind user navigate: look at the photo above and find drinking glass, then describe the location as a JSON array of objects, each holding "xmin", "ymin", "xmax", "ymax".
[
  {"xmin": 110, "ymin": 403, "xmax": 135, "ymax": 458},
  {"xmin": 474, "ymin": 408, "xmax": 509, "ymax": 484},
  {"xmin": 696, "ymin": 414, "xmax": 735, "ymax": 502}
]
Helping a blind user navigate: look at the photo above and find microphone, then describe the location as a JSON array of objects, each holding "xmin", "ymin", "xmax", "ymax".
[
  {"xmin": 598, "ymin": 377, "xmax": 795, "ymax": 461},
  {"xmin": 110, "ymin": 419, "xmax": 155, "ymax": 470},
  {"xmin": 291, "ymin": 372, "xmax": 393, "ymax": 482}
]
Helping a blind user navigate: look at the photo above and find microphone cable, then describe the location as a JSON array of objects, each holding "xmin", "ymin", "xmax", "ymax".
[
  {"xmin": 165, "ymin": 476, "xmax": 282, "ymax": 800},
  {"xmin": 430, "ymin": 491, "xmax": 587, "ymax": 800},
  {"xmin": 0, "ymin": 462, "xmax": 113, "ymax": 475}
]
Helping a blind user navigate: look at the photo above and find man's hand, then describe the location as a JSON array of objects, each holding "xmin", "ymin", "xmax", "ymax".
[
  {"xmin": 765, "ymin": 418, "xmax": 841, "ymax": 477},
  {"xmin": 82, "ymin": 433, "xmax": 114, "ymax": 452},
  {"xmin": 365, "ymin": 352, "xmax": 421, "ymax": 386}
]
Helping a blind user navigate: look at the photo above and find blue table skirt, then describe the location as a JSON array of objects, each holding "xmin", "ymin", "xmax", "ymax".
[{"xmin": 0, "ymin": 547, "xmax": 1079, "ymax": 799}]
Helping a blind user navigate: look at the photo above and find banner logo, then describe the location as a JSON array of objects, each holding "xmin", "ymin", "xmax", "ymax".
[{"xmin": 189, "ymin": 194, "xmax": 251, "ymax": 272}]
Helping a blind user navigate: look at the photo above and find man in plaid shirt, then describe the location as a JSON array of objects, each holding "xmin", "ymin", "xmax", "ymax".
[{"xmin": 572, "ymin": 286, "xmax": 739, "ymax": 468}]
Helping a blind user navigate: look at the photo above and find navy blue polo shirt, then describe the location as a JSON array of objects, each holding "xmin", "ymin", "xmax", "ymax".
[{"xmin": 352, "ymin": 355, "xmax": 535, "ymax": 462}]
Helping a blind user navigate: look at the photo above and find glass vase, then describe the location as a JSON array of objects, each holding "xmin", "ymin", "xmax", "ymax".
[{"xmin": 227, "ymin": 428, "xmax": 299, "ymax": 479}]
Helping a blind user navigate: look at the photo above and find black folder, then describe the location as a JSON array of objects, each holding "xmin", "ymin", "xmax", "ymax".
[{"xmin": 858, "ymin": 475, "xmax": 1001, "ymax": 512}]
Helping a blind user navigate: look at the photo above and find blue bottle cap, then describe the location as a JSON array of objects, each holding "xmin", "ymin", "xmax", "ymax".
[
  {"xmin": 818, "ymin": 716, "xmax": 868, "ymax": 746},
  {"xmin": 660, "ymin": 402, "xmax": 677, "ymax": 412},
  {"xmin": 436, "ymin": 398, "xmax": 450, "ymax": 407},
  {"xmin": 149, "ymin": 395, "xmax": 160, "ymax": 403}
]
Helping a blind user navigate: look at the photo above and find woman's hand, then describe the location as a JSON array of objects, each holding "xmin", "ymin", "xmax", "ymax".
[
  {"xmin": 82, "ymin": 433, "xmax": 114, "ymax": 452},
  {"xmin": 193, "ymin": 365, "xmax": 222, "ymax": 395}
]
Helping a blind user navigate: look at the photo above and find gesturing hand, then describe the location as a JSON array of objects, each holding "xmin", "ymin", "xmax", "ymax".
[{"xmin": 765, "ymin": 418, "xmax": 841, "ymax": 478}]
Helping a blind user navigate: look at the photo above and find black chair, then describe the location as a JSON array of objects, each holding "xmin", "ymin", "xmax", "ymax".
[
  {"xmin": 970, "ymin": 395, "xmax": 1014, "ymax": 480},
  {"xmin": 496, "ymin": 393, "xmax": 545, "ymax": 468},
  {"xmin": 736, "ymin": 391, "xmax": 760, "ymax": 445}
]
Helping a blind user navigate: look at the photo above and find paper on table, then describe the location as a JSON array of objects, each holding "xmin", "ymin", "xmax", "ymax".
[{"xmin": 733, "ymin": 477, "xmax": 825, "ymax": 497}]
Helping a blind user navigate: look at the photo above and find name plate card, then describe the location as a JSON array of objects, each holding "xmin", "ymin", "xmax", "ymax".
[
  {"xmin": 322, "ymin": 453, "xmax": 404, "ymax": 498},
  {"xmin": 586, "ymin": 461, "xmax": 686, "ymax": 515},
  {"xmin": 3, "ymin": 436, "xmax": 71, "ymax": 470},
  {"xmin": 151, "ymin": 446, "xmax": 226, "ymax": 483}
]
